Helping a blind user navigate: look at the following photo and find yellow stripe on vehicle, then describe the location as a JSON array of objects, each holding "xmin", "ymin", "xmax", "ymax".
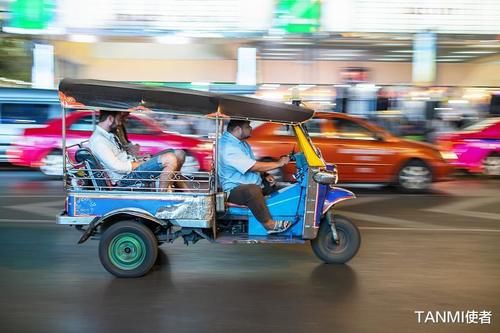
[{"xmin": 293, "ymin": 125, "xmax": 325, "ymax": 167}]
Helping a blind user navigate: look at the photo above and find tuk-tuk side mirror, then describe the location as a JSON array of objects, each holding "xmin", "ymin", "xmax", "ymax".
[{"xmin": 312, "ymin": 170, "xmax": 338, "ymax": 185}]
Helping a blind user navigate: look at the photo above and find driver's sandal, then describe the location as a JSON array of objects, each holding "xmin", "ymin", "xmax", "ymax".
[{"xmin": 267, "ymin": 220, "xmax": 292, "ymax": 234}]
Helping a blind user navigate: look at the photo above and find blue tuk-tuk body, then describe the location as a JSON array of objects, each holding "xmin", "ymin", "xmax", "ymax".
[{"xmin": 57, "ymin": 79, "xmax": 360, "ymax": 278}]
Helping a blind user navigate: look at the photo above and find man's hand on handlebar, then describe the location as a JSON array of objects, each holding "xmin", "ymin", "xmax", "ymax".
[{"xmin": 278, "ymin": 155, "xmax": 290, "ymax": 167}]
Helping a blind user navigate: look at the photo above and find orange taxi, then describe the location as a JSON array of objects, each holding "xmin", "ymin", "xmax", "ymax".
[{"xmin": 248, "ymin": 112, "xmax": 454, "ymax": 192}]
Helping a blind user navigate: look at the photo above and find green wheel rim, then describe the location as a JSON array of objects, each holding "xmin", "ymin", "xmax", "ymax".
[{"xmin": 108, "ymin": 232, "xmax": 147, "ymax": 270}]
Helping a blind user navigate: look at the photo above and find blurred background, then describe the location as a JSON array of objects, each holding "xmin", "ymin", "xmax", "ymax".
[
  {"xmin": 0, "ymin": 3, "xmax": 499, "ymax": 333},
  {"xmin": 0, "ymin": 0, "xmax": 498, "ymax": 180}
]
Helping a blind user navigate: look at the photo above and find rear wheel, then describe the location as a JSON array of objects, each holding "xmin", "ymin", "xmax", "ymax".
[
  {"xmin": 397, "ymin": 159, "xmax": 432, "ymax": 192},
  {"xmin": 40, "ymin": 150, "xmax": 63, "ymax": 176},
  {"xmin": 483, "ymin": 153, "xmax": 500, "ymax": 177},
  {"xmin": 99, "ymin": 221, "xmax": 158, "ymax": 278},
  {"xmin": 311, "ymin": 214, "xmax": 360, "ymax": 264}
]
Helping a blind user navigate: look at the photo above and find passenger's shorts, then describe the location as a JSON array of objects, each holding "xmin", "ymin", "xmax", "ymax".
[{"xmin": 118, "ymin": 155, "xmax": 163, "ymax": 187}]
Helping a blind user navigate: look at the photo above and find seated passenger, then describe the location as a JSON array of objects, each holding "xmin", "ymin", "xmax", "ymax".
[
  {"xmin": 114, "ymin": 111, "xmax": 141, "ymax": 158},
  {"xmin": 89, "ymin": 110, "xmax": 186, "ymax": 191},
  {"xmin": 218, "ymin": 120, "xmax": 292, "ymax": 234},
  {"xmin": 115, "ymin": 112, "xmax": 186, "ymax": 165}
]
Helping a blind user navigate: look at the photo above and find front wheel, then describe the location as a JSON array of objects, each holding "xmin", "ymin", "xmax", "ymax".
[
  {"xmin": 311, "ymin": 214, "xmax": 360, "ymax": 264},
  {"xmin": 99, "ymin": 221, "xmax": 158, "ymax": 278}
]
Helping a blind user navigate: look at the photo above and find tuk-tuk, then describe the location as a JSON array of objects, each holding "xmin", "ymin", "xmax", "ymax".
[{"xmin": 57, "ymin": 79, "xmax": 361, "ymax": 278}]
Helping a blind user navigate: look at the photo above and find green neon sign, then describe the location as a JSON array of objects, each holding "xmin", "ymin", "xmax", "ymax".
[
  {"xmin": 8, "ymin": 0, "xmax": 55, "ymax": 29},
  {"xmin": 274, "ymin": 0, "xmax": 321, "ymax": 34}
]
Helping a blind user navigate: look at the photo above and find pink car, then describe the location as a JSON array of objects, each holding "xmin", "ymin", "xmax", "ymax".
[
  {"xmin": 437, "ymin": 118, "xmax": 500, "ymax": 176},
  {"xmin": 7, "ymin": 110, "xmax": 213, "ymax": 176}
]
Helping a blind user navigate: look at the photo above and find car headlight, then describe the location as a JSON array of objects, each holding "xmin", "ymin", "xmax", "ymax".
[{"xmin": 439, "ymin": 151, "xmax": 458, "ymax": 160}]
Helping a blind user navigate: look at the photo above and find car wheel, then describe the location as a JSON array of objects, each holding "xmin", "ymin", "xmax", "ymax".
[
  {"xmin": 397, "ymin": 159, "xmax": 432, "ymax": 192},
  {"xmin": 99, "ymin": 221, "xmax": 158, "ymax": 278},
  {"xmin": 483, "ymin": 153, "xmax": 500, "ymax": 177},
  {"xmin": 180, "ymin": 153, "xmax": 201, "ymax": 174},
  {"xmin": 39, "ymin": 150, "xmax": 63, "ymax": 176}
]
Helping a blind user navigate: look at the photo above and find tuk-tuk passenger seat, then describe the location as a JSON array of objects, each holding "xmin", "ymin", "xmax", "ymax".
[{"xmin": 74, "ymin": 147, "xmax": 113, "ymax": 190}]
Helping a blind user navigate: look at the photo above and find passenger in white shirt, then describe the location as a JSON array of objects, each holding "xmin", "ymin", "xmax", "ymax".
[{"xmin": 88, "ymin": 110, "xmax": 186, "ymax": 191}]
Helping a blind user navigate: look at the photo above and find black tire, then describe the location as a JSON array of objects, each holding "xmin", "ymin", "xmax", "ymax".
[
  {"xmin": 482, "ymin": 153, "xmax": 500, "ymax": 177},
  {"xmin": 396, "ymin": 159, "xmax": 432, "ymax": 193},
  {"xmin": 40, "ymin": 149, "xmax": 63, "ymax": 177},
  {"xmin": 99, "ymin": 221, "xmax": 158, "ymax": 278},
  {"xmin": 311, "ymin": 214, "xmax": 360, "ymax": 264}
]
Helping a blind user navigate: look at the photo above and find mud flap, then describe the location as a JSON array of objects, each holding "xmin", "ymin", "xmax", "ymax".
[{"xmin": 78, "ymin": 217, "xmax": 100, "ymax": 244}]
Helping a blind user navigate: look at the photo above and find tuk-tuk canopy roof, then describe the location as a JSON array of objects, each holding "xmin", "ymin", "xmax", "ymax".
[{"xmin": 58, "ymin": 79, "xmax": 314, "ymax": 124}]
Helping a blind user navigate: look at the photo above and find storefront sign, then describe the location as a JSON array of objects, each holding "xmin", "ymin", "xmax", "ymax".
[{"xmin": 322, "ymin": 0, "xmax": 500, "ymax": 34}]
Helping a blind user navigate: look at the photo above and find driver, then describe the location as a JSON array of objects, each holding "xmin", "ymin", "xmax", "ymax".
[{"xmin": 218, "ymin": 120, "xmax": 292, "ymax": 234}]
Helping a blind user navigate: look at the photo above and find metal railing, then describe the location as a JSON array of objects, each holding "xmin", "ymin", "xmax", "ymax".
[
  {"xmin": 65, "ymin": 160, "xmax": 214, "ymax": 193},
  {"xmin": 64, "ymin": 141, "xmax": 214, "ymax": 193}
]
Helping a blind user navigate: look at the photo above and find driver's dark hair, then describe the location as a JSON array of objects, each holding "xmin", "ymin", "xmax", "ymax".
[
  {"xmin": 227, "ymin": 119, "xmax": 250, "ymax": 132},
  {"xmin": 98, "ymin": 110, "xmax": 119, "ymax": 123}
]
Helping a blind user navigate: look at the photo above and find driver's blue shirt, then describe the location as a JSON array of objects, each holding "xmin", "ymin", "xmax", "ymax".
[{"xmin": 218, "ymin": 131, "xmax": 262, "ymax": 192}]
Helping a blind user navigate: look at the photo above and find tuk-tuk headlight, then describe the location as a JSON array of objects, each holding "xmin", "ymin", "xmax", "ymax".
[{"xmin": 313, "ymin": 169, "xmax": 338, "ymax": 185}]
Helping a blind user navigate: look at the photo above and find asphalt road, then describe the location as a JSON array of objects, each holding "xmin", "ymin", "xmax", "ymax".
[{"xmin": 0, "ymin": 170, "xmax": 499, "ymax": 333}]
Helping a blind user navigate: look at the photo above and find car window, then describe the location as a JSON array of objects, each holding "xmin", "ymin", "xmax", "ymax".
[
  {"xmin": 273, "ymin": 119, "xmax": 324, "ymax": 137},
  {"xmin": 0, "ymin": 103, "xmax": 60, "ymax": 125},
  {"xmin": 69, "ymin": 115, "xmax": 95, "ymax": 131},
  {"xmin": 462, "ymin": 118, "xmax": 499, "ymax": 132},
  {"xmin": 303, "ymin": 119, "xmax": 324, "ymax": 137},
  {"xmin": 274, "ymin": 124, "xmax": 294, "ymax": 136},
  {"xmin": 125, "ymin": 117, "xmax": 160, "ymax": 135},
  {"xmin": 331, "ymin": 118, "xmax": 376, "ymax": 140}
]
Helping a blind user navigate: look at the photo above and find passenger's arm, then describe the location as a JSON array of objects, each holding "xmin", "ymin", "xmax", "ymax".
[{"xmin": 91, "ymin": 140, "xmax": 132, "ymax": 173}]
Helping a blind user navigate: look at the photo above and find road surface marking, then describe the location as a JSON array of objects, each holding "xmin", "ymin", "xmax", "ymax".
[
  {"xmin": 341, "ymin": 211, "xmax": 438, "ymax": 229},
  {"xmin": 359, "ymin": 226, "xmax": 500, "ymax": 233},
  {"xmin": 424, "ymin": 197, "xmax": 500, "ymax": 221}
]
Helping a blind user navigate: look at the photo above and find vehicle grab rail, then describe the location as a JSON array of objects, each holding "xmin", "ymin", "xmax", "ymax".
[{"xmin": 66, "ymin": 166, "xmax": 213, "ymax": 193}]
